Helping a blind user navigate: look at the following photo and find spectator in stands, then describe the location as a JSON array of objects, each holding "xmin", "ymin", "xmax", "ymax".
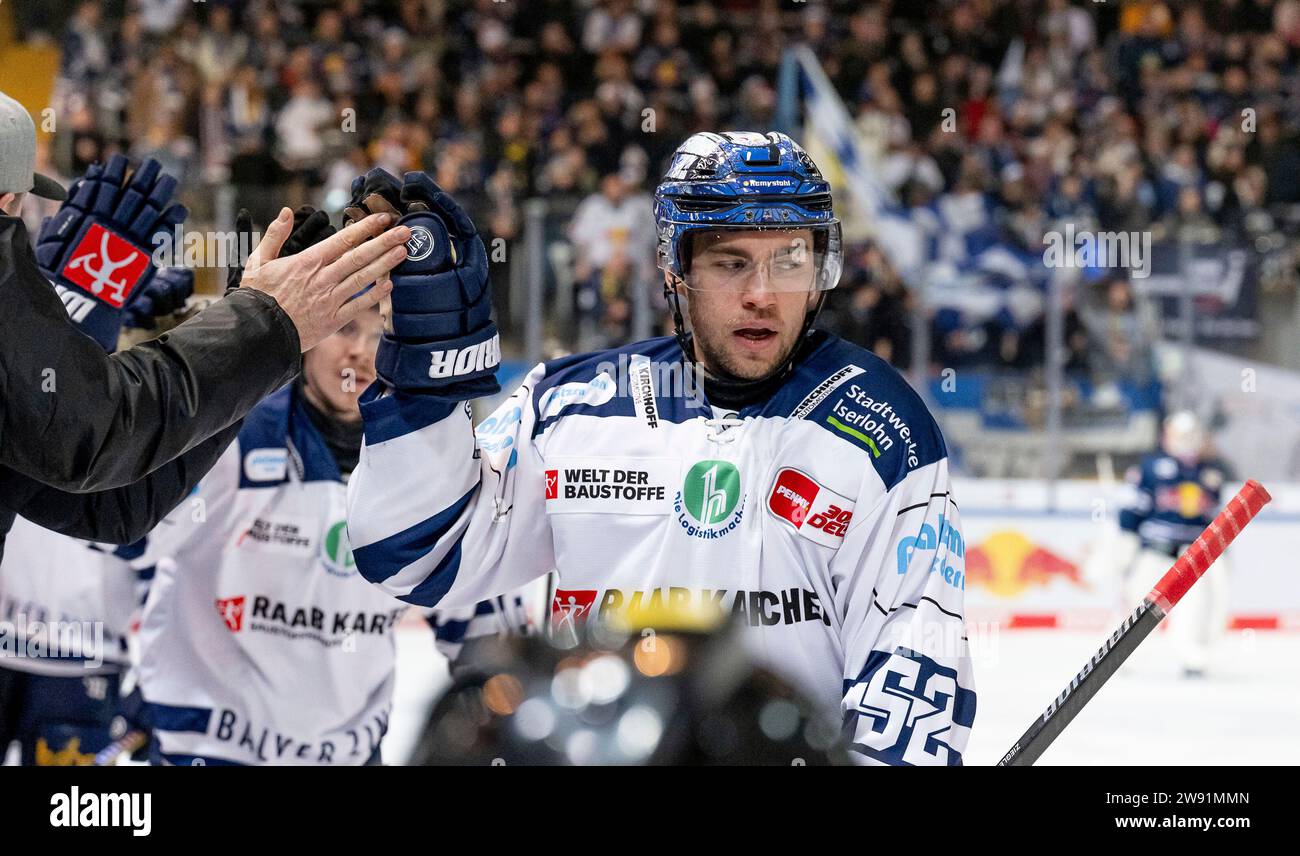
[
  {"xmin": 823, "ymin": 244, "xmax": 912, "ymax": 370},
  {"xmin": 931, "ymin": 308, "xmax": 998, "ymax": 371},
  {"xmin": 59, "ymin": 1, "xmax": 109, "ymax": 87},
  {"xmin": 136, "ymin": 0, "xmax": 189, "ymax": 38},
  {"xmin": 34, "ymin": 0, "xmax": 1298, "ymax": 371},
  {"xmin": 1251, "ymin": 107, "xmax": 1300, "ymax": 206},
  {"xmin": 584, "ymin": 0, "xmax": 644, "ymax": 55},
  {"xmin": 1083, "ymin": 273, "xmax": 1159, "ymax": 385},
  {"xmin": 1002, "ymin": 285, "xmax": 1091, "ymax": 374},
  {"xmin": 1046, "ymin": 172, "xmax": 1098, "ymax": 227},
  {"xmin": 1161, "ymin": 184, "xmax": 1217, "ymax": 241},
  {"xmin": 193, "ymin": 5, "xmax": 247, "ymax": 85},
  {"xmin": 275, "ymin": 80, "xmax": 334, "ymax": 200},
  {"xmin": 568, "ymin": 171, "xmax": 655, "ymax": 346}
]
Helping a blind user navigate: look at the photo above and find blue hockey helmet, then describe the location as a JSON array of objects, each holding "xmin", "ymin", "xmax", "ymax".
[{"xmin": 654, "ymin": 131, "xmax": 842, "ymax": 292}]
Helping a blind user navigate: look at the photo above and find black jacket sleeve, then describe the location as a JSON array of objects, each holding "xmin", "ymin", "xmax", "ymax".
[
  {"xmin": 0, "ymin": 215, "xmax": 300, "ymax": 492},
  {"xmin": 0, "ymin": 419, "xmax": 242, "ymax": 545}
]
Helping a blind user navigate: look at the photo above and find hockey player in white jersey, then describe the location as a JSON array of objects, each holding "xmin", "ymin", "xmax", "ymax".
[
  {"xmin": 346, "ymin": 133, "xmax": 976, "ymax": 765},
  {"xmin": 0, "ymin": 521, "xmax": 145, "ymax": 765},
  {"xmin": 135, "ymin": 209, "xmax": 544, "ymax": 766}
]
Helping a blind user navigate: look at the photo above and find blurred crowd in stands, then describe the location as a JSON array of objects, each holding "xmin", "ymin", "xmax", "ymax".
[{"xmin": 14, "ymin": 0, "xmax": 1300, "ymax": 389}]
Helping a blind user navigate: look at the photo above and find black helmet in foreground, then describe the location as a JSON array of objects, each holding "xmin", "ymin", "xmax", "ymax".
[{"xmin": 409, "ymin": 608, "xmax": 848, "ymax": 766}]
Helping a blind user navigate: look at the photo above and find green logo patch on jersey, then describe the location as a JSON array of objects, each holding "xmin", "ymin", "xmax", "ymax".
[
  {"xmin": 321, "ymin": 520, "xmax": 356, "ymax": 577},
  {"xmin": 682, "ymin": 460, "xmax": 741, "ymax": 524}
]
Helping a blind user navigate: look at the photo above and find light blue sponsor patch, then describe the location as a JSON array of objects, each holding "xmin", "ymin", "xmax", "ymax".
[
  {"xmin": 242, "ymin": 448, "xmax": 288, "ymax": 483},
  {"xmin": 896, "ymin": 513, "xmax": 965, "ymax": 589},
  {"xmin": 536, "ymin": 371, "xmax": 616, "ymax": 421}
]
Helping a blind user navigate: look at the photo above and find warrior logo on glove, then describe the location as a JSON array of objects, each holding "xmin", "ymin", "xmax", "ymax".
[{"xmin": 405, "ymin": 226, "xmax": 441, "ymax": 264}]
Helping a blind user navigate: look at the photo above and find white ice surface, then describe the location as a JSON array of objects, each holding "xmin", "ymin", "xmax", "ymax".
[{"xmin": 964, "ymin": 627, "xmax": 1300, "ymax": 766}]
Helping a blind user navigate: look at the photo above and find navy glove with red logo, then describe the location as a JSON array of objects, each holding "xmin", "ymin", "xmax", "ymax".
[
  {"xmin": 34, "ymin": 155, "xmax": 188, "ymax": 350},
  {"xmin": 345, "ymin": 168, "xmax": 499, "ymax": 399}
]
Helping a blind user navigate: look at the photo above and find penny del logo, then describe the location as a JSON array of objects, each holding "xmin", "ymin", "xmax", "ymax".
[{"xmin": 765, "ymin": 467, "xmax": 855, "ymax": 549}]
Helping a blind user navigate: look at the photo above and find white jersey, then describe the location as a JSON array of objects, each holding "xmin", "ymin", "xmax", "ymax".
[
  {"xmin": 138, "ymin": 385, "xmax": 543, "ymax": 766},
  {"xmin": 347, "ymin": 332, "xmax": 976, "ymax": 765},
  {"xmin": 0, "ymin": 516, "xmax": 142, "ymax": 677}
]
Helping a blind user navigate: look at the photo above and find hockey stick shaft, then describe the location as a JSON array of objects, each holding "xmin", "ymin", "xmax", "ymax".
[{"xmin": 997, "ymin": 479, "xmax": 1271, "ymax": 766}]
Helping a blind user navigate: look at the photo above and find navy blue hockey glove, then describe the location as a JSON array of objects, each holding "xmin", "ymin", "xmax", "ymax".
[
  {"xmin": 123, "ymin": 266, "xmax": 194, "ymax": 331},
  {"xmin": 343, "ymin": 167, "xmax": 405, "ymax": 224},
  {"xmin": 225, "ymin": 205, "xmax": 337, "ymax": 292},
  {"xmin": 34, "ymin": 155, "xmax": 188, "ymax": 351},
  {"xmin": 346, "ymin": 169, "xmax": 499, "ymax": 399}
]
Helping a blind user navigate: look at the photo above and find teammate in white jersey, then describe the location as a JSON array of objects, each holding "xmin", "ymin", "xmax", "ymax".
[
  {"xmin": 346, "ymin": 133, "xmax": 976, "ymax": 764},
  {"xmin": 0, "ymin": 521, "xmax": 145, "ymax": 765},
  {"xmin": 135, "ymin": 210, "xmax": 544, "ymax": 766}
]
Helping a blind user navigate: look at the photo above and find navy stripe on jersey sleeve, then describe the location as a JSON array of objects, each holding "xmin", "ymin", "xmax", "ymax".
[
  {"xmin": 358, "ymin": 382, "xmax": 461, "ymax": 445},
  {"xmin": 399, "ymin": 540, "xmax": 464, "ymax": 608},
  {"xmin": 351, "ymin": 486, "xmax": 476, "ymax": 587}
]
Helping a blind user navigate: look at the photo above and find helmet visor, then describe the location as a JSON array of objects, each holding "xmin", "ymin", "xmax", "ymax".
[{"xmin": 680, "ymin": 227, "xmax": 840, "ymax": 293}]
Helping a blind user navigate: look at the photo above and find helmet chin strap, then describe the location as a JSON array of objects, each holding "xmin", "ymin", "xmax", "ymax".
[
  {"xmin": 664, "ymin": 276, "xmax": 827, "ymax": 410},
  {"xmin": 664, "ymin": 274, "xmax": 696, "ymax": 363}
]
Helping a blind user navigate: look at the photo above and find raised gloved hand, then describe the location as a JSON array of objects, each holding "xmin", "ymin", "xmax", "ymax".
[
  {"xmin": 34, "ymin": 155, "xmax": 188, "ymax": 350},
  {"xmin": 345, "ymin": 168, "xmax": 499, "ymax": 399},
  {"xmin": 226, "ymin": 205, "xmax": 338, "ymax": 293},
  {"xmin": 123, "ymin": 266, "xmax": 194, "ymax": 331}
]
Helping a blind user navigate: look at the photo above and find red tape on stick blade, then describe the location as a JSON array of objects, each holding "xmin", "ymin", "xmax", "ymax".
[{"xmin": 1148, "ymin": 480, "xmax": 1271, "ymax": 614}]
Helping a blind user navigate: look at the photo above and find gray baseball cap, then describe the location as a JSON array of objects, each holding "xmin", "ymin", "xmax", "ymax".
[{"xmin": 0, "ymin": 90, "xmax": 66, "ymax": 201}]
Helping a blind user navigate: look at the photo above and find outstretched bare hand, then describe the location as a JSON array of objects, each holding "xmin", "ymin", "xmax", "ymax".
[{"xmin": 239, "ymin": 208, "xmax": 410, "ymax": 352}]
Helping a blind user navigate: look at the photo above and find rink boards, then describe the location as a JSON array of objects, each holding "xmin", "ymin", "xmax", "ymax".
[{"xmin": 954, "ymin": 479, "xmax": 1300, "ymax": 632}]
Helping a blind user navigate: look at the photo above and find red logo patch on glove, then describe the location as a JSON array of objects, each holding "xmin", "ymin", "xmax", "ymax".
[{"xmin": 61, "ymin": 223, "xmax": 150, "ymax": 308}]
